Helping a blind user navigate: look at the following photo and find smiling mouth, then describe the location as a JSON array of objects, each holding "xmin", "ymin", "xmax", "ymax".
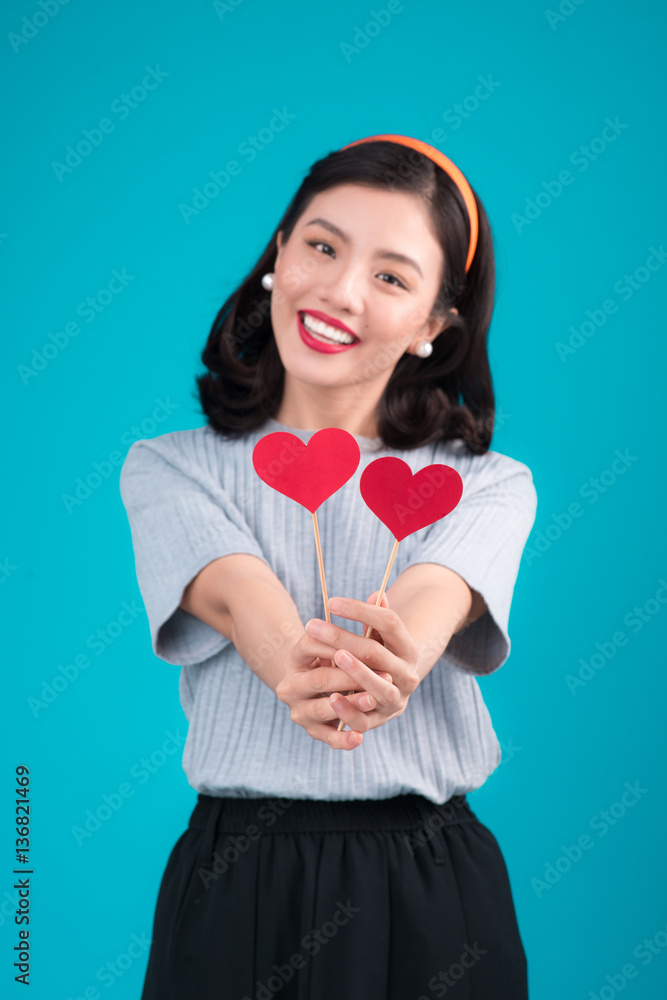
[{"xmin": 299, "ymin": 311, "xmax": 360, "ymax": 346}]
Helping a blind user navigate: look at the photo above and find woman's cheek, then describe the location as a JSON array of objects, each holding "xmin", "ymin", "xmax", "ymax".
[{"xmin": 359, "ymin": 337, "xmax": 408, "ymax": 376}]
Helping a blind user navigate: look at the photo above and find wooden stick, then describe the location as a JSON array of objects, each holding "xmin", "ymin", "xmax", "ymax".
[
  {"xmin": 311, "ymin": 511, "xmax": 331, "ymax": 627},
  {"xmin": 337, "ymin": 537, "xmax": 400, "ymax": 732}
]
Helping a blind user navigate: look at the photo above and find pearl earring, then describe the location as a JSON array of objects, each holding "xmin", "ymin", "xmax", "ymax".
[
  {"xmin": 416, "ymin": 341, "xmax": 433, "ymax": 358},
  {"xmin": 261, "ymin": 272, "xmax": 274, "ymax": 290}
]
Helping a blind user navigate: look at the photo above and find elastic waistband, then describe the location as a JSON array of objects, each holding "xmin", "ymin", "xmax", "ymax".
[{"xmin": 188, "ymin": 792, "xmax": 478, "ymax": 835}]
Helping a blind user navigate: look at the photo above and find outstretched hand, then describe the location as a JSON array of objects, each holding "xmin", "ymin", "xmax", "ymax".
[
  {"xmin": 275, "ymin": 591, "xmax": 397, "ymax": 751},
  {"xmin": 306, "ymin": 594, "xmax": 421, "ymax": 741}
]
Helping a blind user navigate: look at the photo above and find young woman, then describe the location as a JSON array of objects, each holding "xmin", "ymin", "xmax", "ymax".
[{"xmin": 120, "ymin": 134, "xmax": 537, "ymax": 999}]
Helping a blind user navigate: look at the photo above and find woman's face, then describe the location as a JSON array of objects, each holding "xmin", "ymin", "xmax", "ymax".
[{"xmin": 271, "ymin": 183, "xmax": 456, "ymax": 398}]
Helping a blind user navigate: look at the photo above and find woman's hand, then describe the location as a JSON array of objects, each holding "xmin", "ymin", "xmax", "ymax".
[
  {"xmin": 304, "ymin": 595, "xmax": 421, "ymax": 740},
  {"xmin": 275, "ymin": 593, "xmax": 393, "ymax": 751}
]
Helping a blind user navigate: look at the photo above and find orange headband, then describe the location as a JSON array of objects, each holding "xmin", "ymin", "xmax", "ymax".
[{"xmin": 340, "ymin": 133, "xmax": 479, "ymax": 273}]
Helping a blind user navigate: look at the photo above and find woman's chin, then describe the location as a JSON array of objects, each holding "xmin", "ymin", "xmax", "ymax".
[{"xmin": 278, "ymin": 349, "xmax": 353, "ymax": 387}]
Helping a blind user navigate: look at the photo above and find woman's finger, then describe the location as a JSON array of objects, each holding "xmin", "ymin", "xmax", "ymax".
[
  {"xmin": 365, "ymin": 592, "xmax": 389, "ymax": 642},
  {"xmin": 309, "ymin": 689, "xmax": 378, "ymax": 716},
  {"xmin": 324, "ymin": 597, "xmax": 414, "ymax": 660},
  {"xmin": 306, "ymin": 720, "xmax": 364, "ymax": 751},
  {"xmin": 327, "ymin": 692, "xmax": 371, "ymax": 733},
  {"xmin": 332, "ymin": 648, "xmax": 401, "ymax": 707},
  {"xmin": 296, "ymin": 631, "xmax": 372, "ymax": 667},
  {"xmin": 342, "ymin": 690, "xmax": 379, "ymax": 712},
  {"xmin": 300, "ymin": 663, "xmax": 367, "ymax": 695},
  {"xmin": 303, "ymin": 619, "xmax": 393, "ymax": 672}
]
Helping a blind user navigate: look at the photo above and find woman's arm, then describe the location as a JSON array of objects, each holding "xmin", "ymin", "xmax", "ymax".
[
  {"xmin": 179, "ymin": 554, "xmax": 303, "ymax": 692},
  {"xmin": 298, "ymin": 564, "xmax": 490, "ymax": 737},
  {"xmin": 384, "ymin": 562, "xmax": 488, "ymax": 682},
  {"xmin": 180, "ymin": 554, "xmax": 387, "ymax": 749}
]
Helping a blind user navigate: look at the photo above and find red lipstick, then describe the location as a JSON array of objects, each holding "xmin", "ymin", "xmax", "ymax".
[{"xmin": 297, "ymin": 312, "xmax": 360, "ymax": 355}]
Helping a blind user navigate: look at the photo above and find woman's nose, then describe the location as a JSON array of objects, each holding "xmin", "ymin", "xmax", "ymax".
[{"xmin": 318, "ymin": 264, "xmax": 365, "ymax": 314}]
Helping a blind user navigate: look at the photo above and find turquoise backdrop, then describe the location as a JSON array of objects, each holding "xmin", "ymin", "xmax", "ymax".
[{"xmin": 3, "ymin": 0, "xmax": 666, "ymax": 997}]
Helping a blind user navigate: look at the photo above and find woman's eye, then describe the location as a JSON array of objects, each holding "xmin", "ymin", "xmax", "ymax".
[
  {"xmin": 378, "ymin": 273, "xmax": 407, "ymax": 289},
  {"xmin": 306, "ymin": 240, "xmax": 335, "ymax": 257},
  {"xmin": 305, "ymin": 241, "xmax": 407, "ymax": 289}
]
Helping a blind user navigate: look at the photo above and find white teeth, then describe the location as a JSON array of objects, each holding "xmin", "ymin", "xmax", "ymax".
[{"xmin": 301, "ymin": 312, "xmax": 356, "ymax": 345}]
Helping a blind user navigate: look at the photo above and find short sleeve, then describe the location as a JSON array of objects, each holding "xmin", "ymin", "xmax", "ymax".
[
  {"xmin": 119, "ymin": 436, "xmax": 269, "ymax": 666},
  {"xmin": 401, "ymin": 454, "xmax": 537, "ymax": 676}
]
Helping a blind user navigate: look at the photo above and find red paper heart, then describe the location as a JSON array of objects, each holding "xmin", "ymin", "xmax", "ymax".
[
  {"xmin": 252, "ymin": 429, "xmax": 361, "ymax": 512},
  {"xmin": 360, "ymin": 457, "xmax": 463, "ymax": 541}
]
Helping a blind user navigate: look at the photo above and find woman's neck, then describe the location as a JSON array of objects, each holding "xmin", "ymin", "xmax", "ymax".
[{"xmin": 275, "ymin": 382, "xmax": 381, "ymax": 438}]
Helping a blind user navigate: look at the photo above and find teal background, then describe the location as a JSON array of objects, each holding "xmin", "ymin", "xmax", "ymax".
[{"xmin": 3, "ymin": 0, "xmax": 666, "ymax": 996}]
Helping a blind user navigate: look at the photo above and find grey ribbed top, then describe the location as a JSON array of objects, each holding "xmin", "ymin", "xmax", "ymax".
[{"xmin": 119, "ymin": 418, "xmax": 537, "ymax": 805}]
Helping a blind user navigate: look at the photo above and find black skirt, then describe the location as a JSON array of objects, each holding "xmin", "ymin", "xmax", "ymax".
[{"xmin": 140, "ymin": 792, "xmax": 528, "ymax": 999}]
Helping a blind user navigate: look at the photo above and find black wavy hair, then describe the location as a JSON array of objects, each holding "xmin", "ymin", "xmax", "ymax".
[{"xmin": 195, "ymin": 139, "xmax": 496, "ymax": 453}]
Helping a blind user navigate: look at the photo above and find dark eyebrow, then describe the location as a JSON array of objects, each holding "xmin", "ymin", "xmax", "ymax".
[{"xmin": 302, "ymin": 217, "xmax": 423, "ymax": 279}]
